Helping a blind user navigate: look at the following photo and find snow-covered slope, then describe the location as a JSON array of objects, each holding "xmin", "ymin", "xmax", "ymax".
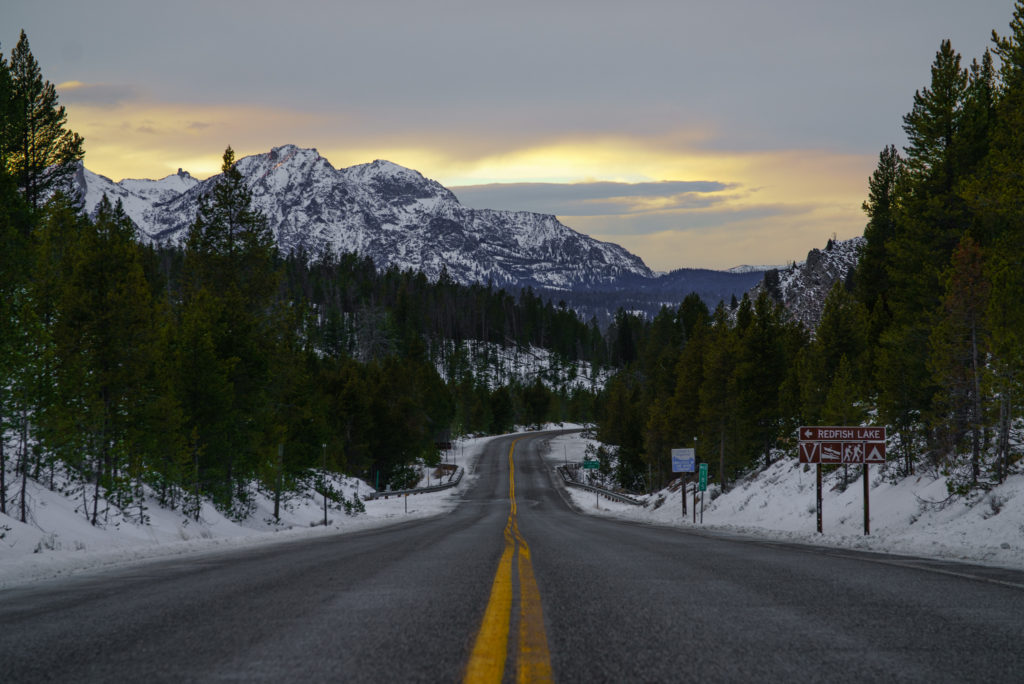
[
  {"xmin": 547, "ymin": 433, "xmax": 1024, "ymax": 570},
  {"xmin": 72, "ymin": 145, "xmax": 652, "ymax": 291},
  {"xmin": 434, "ymin": 340, "xmax": 611, "ymax": 393},
  {"xmin": 752, "ymin": 236, "xmax": 864, "ymax": 330},
  {"xmin": 0, "ymin": 434, "xmax": 497, "ymax": 588},
  {"xmin": 73, "ymin": 164, "xmax": 199, "ymax": 225}
]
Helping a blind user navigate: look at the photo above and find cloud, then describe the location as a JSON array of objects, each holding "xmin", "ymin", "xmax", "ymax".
[
  {"xmin": 61, "ymin": 97, "xmax": 873, "ymax": 270},
  {"xmin": 581, "ymin": 192, "xmax": 866, "ymax": 271},
  {"xmin": 450, "ymin": 180, "xmax": 733, "ymax": 216},
  {"xmin": 57, "ymin": 81, "xmax": 139, "ymax": 108},
  {"xmin": 567, "ymin": 204, "xmax": 811, "ymax": 236}
]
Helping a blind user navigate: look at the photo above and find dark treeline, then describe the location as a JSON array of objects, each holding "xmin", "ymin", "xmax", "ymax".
[
  {"xmin": 0, "ymin": 32, "xmax": 615, "ymax": 524},
  {"xmin": 277, "ymin": 250, "xmax": 611, "ymax": 366},
  {"xmin": 596, "ymin": 4, "xmax": 1024, "ymax": 496}
]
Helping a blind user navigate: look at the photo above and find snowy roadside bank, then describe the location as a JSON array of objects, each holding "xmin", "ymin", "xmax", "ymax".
[
  {"xmin": 546, "ymin": 433, "xmax": 1024, "ymax": 571},
  {"xmin": 0, "ymin": 434, "xmax": 503, "ymax": 589}
]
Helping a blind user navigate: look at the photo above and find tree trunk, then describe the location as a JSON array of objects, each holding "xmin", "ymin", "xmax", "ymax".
[
  {"xmin": 970, "ymin": 322, "xmax": 982, "ymax": 485},
  {"xmin": 193, "ymin": 439, "xmax": 201, "ymax": 522},
  {"xmin": 19, "ymin": 410, "xmax": 29, "ymax": 524},
  {"xmin": 718, "ymin": 421, "xmax": 726, "ymax": 492},
  {"xmin": 91, "ymin": 448, "xmax": 103, "ymax": 526},
  {"xmin": 997, "ymin": 388, "xmax": 1011, "ymax": 484},
  {"xmin": 273, "ymin": 444, "xmax": 283, "ymax": 523},
  {"xmin": 1, "ymin": 414, "xmax": 6, "ymax": 516}
]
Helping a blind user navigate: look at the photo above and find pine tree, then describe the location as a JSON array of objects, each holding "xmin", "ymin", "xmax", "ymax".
[
  {"xmin": 6, "ymin": 31, "xmax": 84, "ymax": 211},
  {"xmin": 929, "ymin": 236, "xmax": 989, "ymax": 488},
  {"xmin": 171, "ymin": 288, "xmax": 236, "ymax": 512},
  {"xmin": 855, "ymin": 144, "xmax": 902, "ymax": 319},
  {"xmin": 889, "ymin": 39, "xmax": 971, "ymax": 317},
  {"xmin": 699, "ymin": 304, "xmax": 738, "ymax": 488},
  {"xmin": 878, "ymin": 40, "xmax": 973, "ymax": 475},
  {"xmin": 51, "ymin": 197, "xmax": 159, "ymax": 524},
  {"xmin": 731, "ymin": 291, "xmax": 791, "ymax": 470},
  {"xmin": 814, "ymin": 281, "xmax": 870, "ymax": 397},
  {"xmin": 180, "ymin": 146, "xmax": 280, "ymax": 511},
  {"xmin": 984, "ymin": 248, "xmax": 1024, "ymax": 484},
  {"xmin": 957, "ymin": 3, "xmax": 1024, "ymax": 486}
]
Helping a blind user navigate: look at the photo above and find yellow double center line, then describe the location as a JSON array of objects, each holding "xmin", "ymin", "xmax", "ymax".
[{"xmin": 463, "ymin": 440, "xmax": 553, "ymax": 683}]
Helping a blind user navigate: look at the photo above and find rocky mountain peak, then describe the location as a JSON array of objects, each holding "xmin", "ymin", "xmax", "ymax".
[
  {"xmin": 73, "ymin": 145, "xmax": 653, "ymax": 290},
  {"xmin": 342, "ymin": 159, "xmax": 458, "ymax": 204},
  {"xmin": 754, "ymin": 236, "xmax": 864, "ymax": 330}
]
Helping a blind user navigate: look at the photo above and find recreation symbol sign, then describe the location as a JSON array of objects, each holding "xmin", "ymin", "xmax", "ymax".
[
  {"xmin": 798, "ymin": 425, "xmax": 887, "ymax": 536},
  {"xmin": 798, "ymin": 426, "xmax": 886, "ymax": 464}
]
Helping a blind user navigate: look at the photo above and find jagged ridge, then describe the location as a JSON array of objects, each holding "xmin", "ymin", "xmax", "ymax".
[
  {"xmin": 753, "ymin": 236, "xmax": 864, "ymax": 330},
  {"xmin": 73, "ymin": 145, "xmax": 652, "ymax": 291}
]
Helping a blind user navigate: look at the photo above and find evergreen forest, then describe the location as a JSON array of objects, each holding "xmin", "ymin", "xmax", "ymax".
[
  {"xmin": 5, "ymin": 2, "xmax": 1024, "ymax": 528},
  {"xmin": 0, "ymin": 32, "xmax": 637, "ymax": 524},
  {"xmin": 595, "ymin": 4, "xmax": 1024, "ymax": 498}
]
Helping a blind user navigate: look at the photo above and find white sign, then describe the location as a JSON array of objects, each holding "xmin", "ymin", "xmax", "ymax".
[{"xmin": 671, "ymin": 448, "xmax": 696, "ymax": 473}]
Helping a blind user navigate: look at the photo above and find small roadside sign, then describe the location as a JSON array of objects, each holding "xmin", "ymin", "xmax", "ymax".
[
  {"xmin": 798, "ymin": 425, "xmax": 887, "ymax": 537},
  {"xmin": 582, "ymin": 459, "xmax": 599, "ymax": 470},
  {"xmin": 698, "ymin": 463, "xmax": 708, "ymax": 491},
  {"xmin": 798, "ymin": 426, "xmax": 887, "ymax": 465},
  {"xmin": 671, "ymin": 448, "xmax": 696, "ymax": 473}
]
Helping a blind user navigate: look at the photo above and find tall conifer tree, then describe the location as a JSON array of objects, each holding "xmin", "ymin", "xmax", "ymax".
[{"xmin": 6, "ymin": 31, "xmax": 83, "ymax": 211}]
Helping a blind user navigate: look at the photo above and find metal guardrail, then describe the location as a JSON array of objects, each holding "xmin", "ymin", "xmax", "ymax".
[
  {"xmin": 556, "ymin": 464, "xmax": 644, "ymax": 506},
  {"xmin": 365, "ymin": 466, "xmax": 464, "ymax": 501}
]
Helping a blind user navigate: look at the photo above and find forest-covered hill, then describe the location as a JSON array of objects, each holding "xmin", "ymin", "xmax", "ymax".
[{"xmin": 591, "ymin": 5, "xmax": 1024, "ymax": 498}]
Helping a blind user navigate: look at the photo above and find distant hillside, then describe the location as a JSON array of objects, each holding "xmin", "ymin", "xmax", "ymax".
[
  {"xmin": 557, "ymin": 267, "xmax": 765, "ymax": 323},
  {"xmin": 752, "ymin": 237, "xmax": 864, "ymax": 330}
]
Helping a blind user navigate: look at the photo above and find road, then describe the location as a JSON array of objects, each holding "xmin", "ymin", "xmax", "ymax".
[{"xmin": 2, "ymin": 430, "xmax": 1023, "ymax": 682}]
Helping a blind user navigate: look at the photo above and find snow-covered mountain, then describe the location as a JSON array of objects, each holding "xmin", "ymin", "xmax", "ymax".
[
  {"xmin": 753, "ymin": 236, "xmax": 864, "ymax": 330},
  {"xmin": 72, "ymin": 145, "xmax": 652, "ymax": 291}
]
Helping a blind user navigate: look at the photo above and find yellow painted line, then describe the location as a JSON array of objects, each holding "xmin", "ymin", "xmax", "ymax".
[
  {"xmin": 508, "ymin": 442, "xmax": 518, "ymax": 515},
  {"xmin": 514, "ymin": 520, "xmax": 553, "ymax": 683},
  {"xmin": 464, "ymin": 439, "xmax": 553, "ymax": 683},
  {"xmin": 464, "ymin": 540, "xmax": 514, "ymax": 683}
]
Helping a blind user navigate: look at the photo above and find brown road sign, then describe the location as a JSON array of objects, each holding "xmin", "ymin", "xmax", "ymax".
[{"xmin": 799, "ymin": 426, "xmax": 886, "ymax": 442}]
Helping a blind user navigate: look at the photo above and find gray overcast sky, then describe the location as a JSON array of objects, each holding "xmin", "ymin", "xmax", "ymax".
[{"xmin": 2, "ymin": 1, "xmax": 1017, "ymax": 269}]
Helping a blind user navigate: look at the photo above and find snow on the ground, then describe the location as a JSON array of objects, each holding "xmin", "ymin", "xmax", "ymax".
[
  {"xmin": 10, "ymin": 423, "xmax": 1014, "ymax": 589},
  {"xmin": 0, "ymin": 435, "xmax": 498, "ymax": 589},
  {"xmin": 545, "ymin": 433, "xmax": 1024, "ymax": 570},
  {"xmin": 433, "ymin": 339, "xmax": 611, "ymax": 393}
]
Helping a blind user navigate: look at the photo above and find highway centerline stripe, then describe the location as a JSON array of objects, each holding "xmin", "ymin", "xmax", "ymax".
[
  {"xmin": 464, "ymin": 440, "xmax": 553, "ymax": 683},
  {"xmin": 514, "ymin": 519, "xmax": 553, "ymax": 683}
]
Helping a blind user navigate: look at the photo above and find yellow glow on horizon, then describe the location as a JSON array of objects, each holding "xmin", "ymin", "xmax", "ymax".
[{"xmin": 62, "ymin": 98, "xmax": 873, "ymax": 270}]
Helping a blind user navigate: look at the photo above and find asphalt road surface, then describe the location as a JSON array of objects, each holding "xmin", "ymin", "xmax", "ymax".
[{"xmin": 3, "ymin": 430, "xmax": 1024, "ymax": 682}]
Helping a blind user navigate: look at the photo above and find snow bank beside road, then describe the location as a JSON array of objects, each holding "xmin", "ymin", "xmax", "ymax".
[
  {"xmin": 546, "ymin": 433, "xmax": 1024, "ymax": 570},
  {"xmin": 0, "ymin": 435, "xmax": 494, "ymax": 589}
]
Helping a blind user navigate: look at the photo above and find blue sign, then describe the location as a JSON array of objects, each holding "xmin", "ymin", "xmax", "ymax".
[{"xmin": 671, "ymin": 448, "xmax": 696, "ymax": 473}]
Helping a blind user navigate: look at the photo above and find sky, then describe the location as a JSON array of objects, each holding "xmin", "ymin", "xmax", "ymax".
[{"xmin": 1, "ymin": 1, "xmax": 1017, "ymax": 270}]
